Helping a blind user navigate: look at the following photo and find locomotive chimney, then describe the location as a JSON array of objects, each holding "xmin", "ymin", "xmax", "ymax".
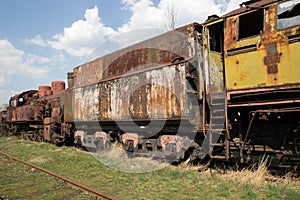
[
  {"xmin": 67, "ymin": 72, "xmax": 74, "ymax": 88},
  {"xmin": 38, "ymin": 86, "xmax": 51, "ymax": 97},
  {"xmin": 51, "ymin": 81, "xmax": 65, "ymax": 94}
]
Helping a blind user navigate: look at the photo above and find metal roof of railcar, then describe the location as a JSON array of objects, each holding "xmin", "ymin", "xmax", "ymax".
[
  {"xmin": 9, "ymin": 90, "xmax": 38, "ymax": 100},
  {"xmin": 75, "ymin": 22, "xmax": 201, "ymax": 69},
  {"xmin": 223, "ymin": 0, "xmax": 283, "ymax": 17},
  {"xmin": 203, "ymin": 0, "xmax": 284, "ymax": 25}
]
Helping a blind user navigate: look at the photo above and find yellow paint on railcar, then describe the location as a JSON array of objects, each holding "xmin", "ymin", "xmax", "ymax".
[
  {"xmin": 203, "ymin": 18, "xmax": 225, "ymax": 93},
  {"xmin": 224, "ymin": 0, "xmax": 300, "ymax": 91}
]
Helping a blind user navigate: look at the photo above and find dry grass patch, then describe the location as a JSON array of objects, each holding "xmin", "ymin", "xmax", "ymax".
[
  {"xmin": 221, "ymin": 156, "xmax": 300, "ymax": 189},
  {"xmin": 223, "ymin": 156, "xmax": 270, "ymax": 185},
  {"xmin": 93, "ymin": 143, "xmax": 169, "ymax": 173},
  {"xmin": 29, "ymin": 156, "xmax": 54, "ymax": 164}
]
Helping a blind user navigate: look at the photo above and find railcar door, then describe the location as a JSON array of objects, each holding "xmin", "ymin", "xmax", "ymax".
[
  {"xmin": 203, "ymin": 19, "xmax": 225, "ymax": 94},
  {"xmin": 202, "ymin": 18, "xmax": 227, "ymax": 158}
]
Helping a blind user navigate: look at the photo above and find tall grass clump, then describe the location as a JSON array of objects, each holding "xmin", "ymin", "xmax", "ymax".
[{"xmin": 223, "ymin": 155, "xmax": 271, "ymax": 184}]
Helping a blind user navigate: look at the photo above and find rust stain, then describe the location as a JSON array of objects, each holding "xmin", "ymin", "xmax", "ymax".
[
  {"xmin": 263, "ymin": 42, "xmax": 281, "ymax": 74},
  {"xmin": 122, "ymin": 133, "xmax": 139, "ymax": 149},
  {"xmin": 74, "ymin": 64, "xmax": 188, "ymax": 121},
  {"xmin": 224, "ymin": 17, "xmax": 237, "ymax": 50},
  {"xmin": 105, "ymin": 48, "xmax": 182, "ymax": 78},
  {"xmin": 73, "ymin": 23, "xmax": 200, "ymax": 87},
  {"xmin": 160, "ymin": 135, "xmax": 183, "ymax": 153}
]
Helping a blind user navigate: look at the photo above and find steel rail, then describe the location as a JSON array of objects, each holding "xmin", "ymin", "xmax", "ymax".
[{"xmin": 0, "ymin": 151, "xmax": 118, "ymax": 200}]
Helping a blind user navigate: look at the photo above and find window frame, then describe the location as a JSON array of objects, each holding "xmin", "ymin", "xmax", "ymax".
[
  {"xmin": 237, "ymin": 9, "xmax": 265, "ymax": 40},
  {"xmin": 277, "ymin": 0, "xmax": 300, "ymax": 30}
]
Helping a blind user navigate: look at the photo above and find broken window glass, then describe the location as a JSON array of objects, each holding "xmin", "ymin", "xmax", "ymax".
[{"xmin": 277, "ymin": 0, "xmax": 300, "ymax": 29}]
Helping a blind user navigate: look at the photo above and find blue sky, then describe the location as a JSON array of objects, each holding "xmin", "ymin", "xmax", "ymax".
[{"xmin": 0, "ymin": 0, "xmax": 243, "ymax": 107}]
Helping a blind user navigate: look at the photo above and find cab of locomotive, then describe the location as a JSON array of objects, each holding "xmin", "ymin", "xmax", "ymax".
[
  {"xmin": 202, "ymin": 0, "xmax": 300, "ymax": 160},
  {"xmin": 224, "ymin": 0, "xmax": 300, "ymax": 94},
  {"xmin": 223, "ymin": 0, "xmax": 300, "ymax": 159},
  {"xmin": 6, "ymin": 90, "xmax": 41, "ymax": 123}
]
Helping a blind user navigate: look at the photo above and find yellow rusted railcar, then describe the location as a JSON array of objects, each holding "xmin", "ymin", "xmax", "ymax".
[
  {"xmin": 225, "ymin": 0, "xmax": 300, "ymax": 94},
  {"xmin": 203, "ymin": 0, "xmax": 300, "ymax": 162}
]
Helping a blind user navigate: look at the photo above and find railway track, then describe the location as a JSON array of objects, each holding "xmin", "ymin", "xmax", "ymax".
[{"xmin": 0, "ymin": 151, "xmax": 117, "ymax": 200}]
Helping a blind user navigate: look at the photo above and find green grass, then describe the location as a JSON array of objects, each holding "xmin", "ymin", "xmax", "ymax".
[
  {"xmin": 0, "ymin": 150, "xmax": 95, "ymax": 200},
  {"xmin": 0, "ymin": 136, "xmax": 299, "ymax": 200}
]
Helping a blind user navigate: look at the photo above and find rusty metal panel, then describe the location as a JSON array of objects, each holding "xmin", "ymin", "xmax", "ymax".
[
  {"xmin": 34, "ymin": 105, "xmax": 43, "ymax": 121},
  {"xmin": 74, "ymin": 58, "xmax": 103, "ymax": 87},
  {"xmin": 15, "ymin": 106, "xmax": 34, "ymax": 121},
  {"xmin": 224, "ymin": 1, "xmax": 300, "ymax": 91},
  {"xmin": 14, "ymin": 104, "xmax": 42, "ymax": 122},
  {"xmin": 43, "ymin": 91, "xmax": 65, "ymax": 123},
  {"xmin": 6, "ymin": 90, "xmax": 42, "ymax": 122},
  {"xmin": 73, "ymin": 23, "xmax": 200, "ymax": 87},
  {"xmin": 223, "ymin": 0, "xmax": 280, "ymax": 18},
  {"xmin": 73, "ymin": 63, "xmax": 190, "ymax": 121},
  {"xmin": 202, "ymin": 19, "xmax": 225, "ymax": 94},
  {"xmin": 74, "ymin": 84, "xmax": 101, "ymax": 121},
  {"xmin": 63, "ymin": 89, "xmax": 73, "ymax": 122}
]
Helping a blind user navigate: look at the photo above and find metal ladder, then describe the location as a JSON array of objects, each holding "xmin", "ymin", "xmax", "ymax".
[{"xmin": 208, "ymin": 92, "xmax": 226, "ymax": 159}]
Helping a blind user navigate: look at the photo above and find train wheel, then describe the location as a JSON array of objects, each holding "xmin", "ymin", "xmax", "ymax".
[
  {"xmin": 36, "ymin": 129, "xmax": 44, "ymax": 142},
  {"xmin": 21, "ymin": 131, "xmax": 26, "ymax": 140},
  {"xmin": 24, "ymin": 134, "xmax": 30, "ymax": 140},
  {"xmin": 27, "ymin": 131, "xmax": 35, "ymax": 141},
  {"xmin": 36, "ymin": 135, "xmax": 44, "ymax": 142},
  {"xmin": 123, "ymin": 140, "xmax": 134, "ymax": 152},
  {"xmin": 51, "ymin": 133, "xmax": 61, "ymax": 145}
]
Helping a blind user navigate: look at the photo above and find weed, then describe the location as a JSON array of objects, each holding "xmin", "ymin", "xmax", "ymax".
[{"xmin": 0, "ymin": 136, "xmax": 299, "ymax": 200}]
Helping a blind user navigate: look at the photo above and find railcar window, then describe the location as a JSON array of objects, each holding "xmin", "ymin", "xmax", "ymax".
[
  {"xmin": 18, "ymin": 97, "xmax": 25, "ymax": 106},
  {"xmin": 10, "ymin": 100, "xmax": 16, "ymax": 107},
  {"xmin": 208, "ymin": 22, "xmax": 223, "ymax": 53},
  {"xmin": 238, "ymin": 9, "xmax": 264, "ymax": 39},
  {"xmin": 277, "ymin": 0, "xmax": 300, "ymax": 29}
]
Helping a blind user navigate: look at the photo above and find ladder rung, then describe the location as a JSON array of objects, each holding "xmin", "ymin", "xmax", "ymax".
[
  {"xmin": 210, "ymin": 155, "xmax": 226, "ymax": 159},
  {"xmin": 211, "ymin": 143, "xmax": 225, "ymax": 147}
]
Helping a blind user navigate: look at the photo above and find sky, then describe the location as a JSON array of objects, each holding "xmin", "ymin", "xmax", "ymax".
[{"xmin": 0, "ymin": 0, "xmax": 244, "ymax": 107}]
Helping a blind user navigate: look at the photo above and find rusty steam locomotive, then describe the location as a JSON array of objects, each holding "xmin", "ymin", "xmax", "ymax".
[{"xmin": 1, "ymin": 0, "xmax": 300, "ymax": 164}]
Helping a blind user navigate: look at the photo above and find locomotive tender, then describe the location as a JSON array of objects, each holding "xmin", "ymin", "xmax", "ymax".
[{"xmin": 2, "ymin": 0, "xmax": 300, "ymax": 163}]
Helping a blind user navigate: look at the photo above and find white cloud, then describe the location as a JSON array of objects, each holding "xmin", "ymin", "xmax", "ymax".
[
  {"xmin": 47, "ymin": 0, "xmax": 244, "ymax": 58},
  {"xmin": 118, "ymin": 0, "xmax": 244, "ymax": 32},
  {"xmin": 0, "ymin": 39, "xmax": 50, "ymax": 86},
  {"xmin": 224, "ymin": 0, "xmax": 244, "ymax": 13},
  {"xmin": 119, "ymin": 0, "xmax": 163, "ymax": 32},
  {"xmin": 0, "ymin": 89, "xmax": 18, "ymax": 107},
  {"xmin": 23, "ymin": 34, "xmax": 47, "ymax": 47},
  {"xmin": 48, "ymin": 6, "xmax": 116, "ymax": 58}
]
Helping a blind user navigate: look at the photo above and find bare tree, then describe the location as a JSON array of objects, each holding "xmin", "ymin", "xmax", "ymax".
[{"xmin": 163, "ymin": 0, "xmax": 177, "ymax": 30}]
